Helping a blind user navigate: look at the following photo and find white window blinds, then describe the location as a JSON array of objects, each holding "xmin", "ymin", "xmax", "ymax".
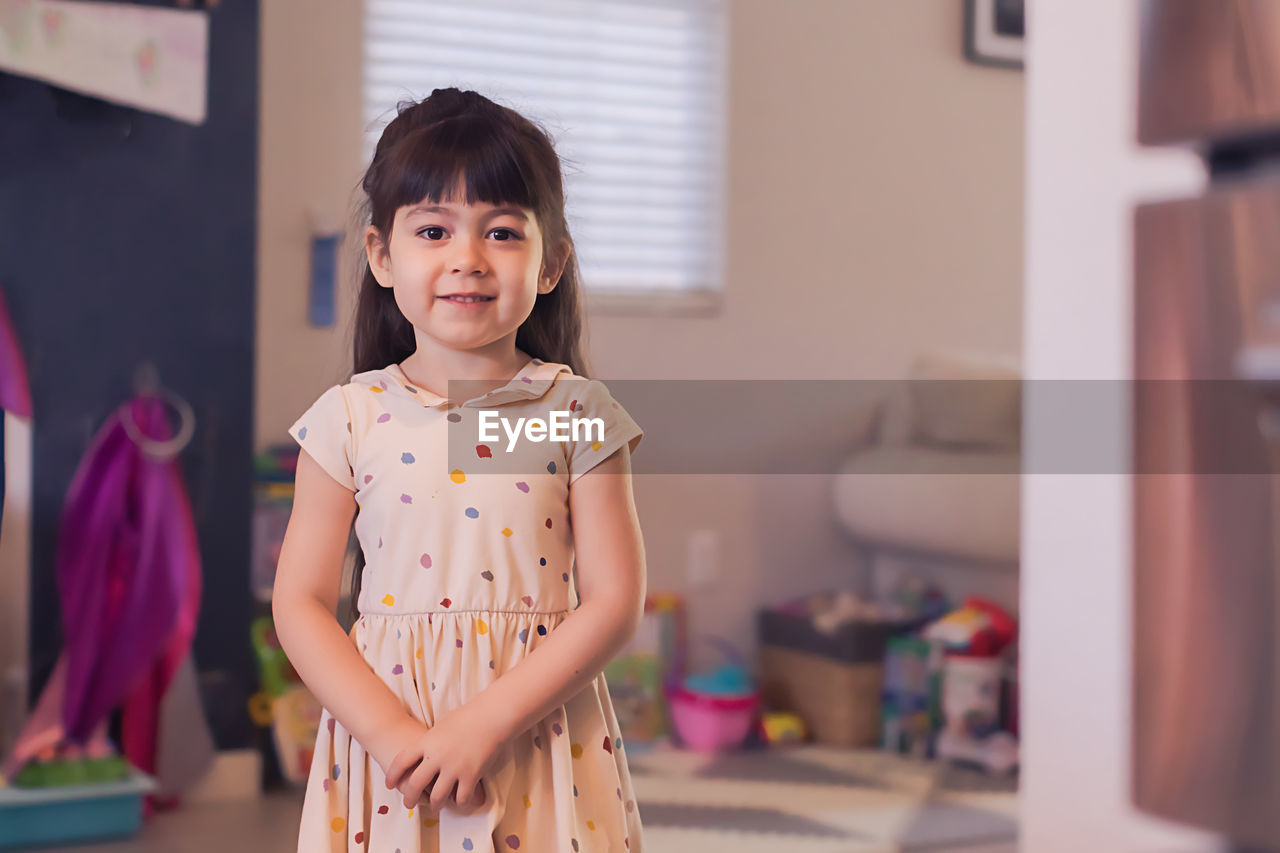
[{"xmin": 363, "ymin": 0, "xmax": 727, "ymax": 297}]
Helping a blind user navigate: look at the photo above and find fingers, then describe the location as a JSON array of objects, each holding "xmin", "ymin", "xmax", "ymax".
[
  {"xmin": 428, "ymin": 774, "xmax": 458, "ymax": 812},
  {"xmin": 401, "ymin": 758, "xmax": 440, "ymax": 810},
  {"xmin": 455, "ymin": 778, "xmax": 485, "ymax": 809},
  {"xmin": 384, "ymin": 748, "xmax": 417, "ymax": 791}
]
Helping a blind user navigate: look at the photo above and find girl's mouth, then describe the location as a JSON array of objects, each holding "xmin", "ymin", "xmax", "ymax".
[{"xmin": 438, "ymin": 295, "xmax": 495, "ymax": 305}]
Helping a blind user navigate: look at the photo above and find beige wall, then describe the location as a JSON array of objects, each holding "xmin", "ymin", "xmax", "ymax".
[{"xmin": 257, "ymin": 0, "xmax": 1023, "ymax": 663}]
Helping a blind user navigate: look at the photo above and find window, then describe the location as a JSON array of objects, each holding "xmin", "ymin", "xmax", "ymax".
[{"xmin": 363, "ymin": 0, "xmax": 727, "ymax": 309}]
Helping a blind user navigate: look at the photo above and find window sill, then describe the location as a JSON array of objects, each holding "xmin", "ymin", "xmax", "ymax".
[{"xmin": 584, "ymin": 288, "xmax": 722, "ymax": 317}]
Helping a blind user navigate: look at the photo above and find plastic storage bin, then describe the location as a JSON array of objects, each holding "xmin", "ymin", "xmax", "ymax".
[{"xmin": 0, "ymin": 769, "xmax": 156, "ymax": 850}]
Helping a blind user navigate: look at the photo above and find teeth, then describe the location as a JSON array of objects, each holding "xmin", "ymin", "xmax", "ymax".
[{"xmin": 446, "ymin": 296, "xmax": 489, "ymax": 303}]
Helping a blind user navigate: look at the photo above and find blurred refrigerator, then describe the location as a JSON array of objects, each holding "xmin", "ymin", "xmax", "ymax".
[{"xmin": 1135, "ymin": 0, "xmax": 1280, "ymax": 845}]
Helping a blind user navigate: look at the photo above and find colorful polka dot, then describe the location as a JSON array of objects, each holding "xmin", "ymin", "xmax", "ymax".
[
  {"xmin": 477, "ymin": 619, "xmax": 488, "ymax": 635},
  {"xmin": 602, "ymin": 735, "xmax": 613, "ymax": 753},
  {"xmin": 298, "ymin": 426, "xmax": 308, "ymax": 439},
  {"xmin": 523, "ymin": 795, "xmax": 532, "ymax": 808},
  {"xmin": 440, "ymin": 597, "xmax": 452, "ymax": 608},
  {"xmin": 572, "ymin": 840, "xmax": 579, "ymax": 852},
  {"xmin": 586, "ymin": 820, "xmax": 596, "ymax": 830},
  {"xmin": 378, "ymin": 413, "xmax": 391, "ymax": 423},
  {"xmin": 420, "ymin": 553, "xmax": 432, "ymax": 568},
  {"xmin": 392, "ymin": 664, "xmax": 403, "ymax": 675},
  {"xmin": 547, "ymin": 461, "xmax": 557, "ymax": 474},
  {"xmin": 545, "ymin": 518, "xmax": 553, "ymax": 528},
  {"xmin": 518, "ymin": 628, "xmax": 529, "ymax": 643},
  {"xmin": 537, "ymin": 624, "xmax": 548, "ymax": 636},
  {"xmin": 382, "ymin": 594, "xmax": 395, "ymax": 606},
  {"xmin": 522, "ymin": 595, "xmax": 534, "ymax": 607},
  {"xmin": 416, "ymin": 647, "xmax": 424, "ymax": 660},
  {"xmin": 562, "ymin": 573, "xmax": 569, "ymax": 581},
  {"xmin": 447, "ymin": 412, "xmax": 462, "ymax": 423},
  {"xmin": 516, "ymin": 481, "xmax": 530, "ymax": 493},
  {"xmin": 463, "ymin": 839, "xmax": 473, "ymax": 851},
  {"xmin": 591, "ymin": 441, "xmax": 603, "ymax": 451},
  {"xmin": 378, "ymin": 805, "xmax": 389, "ymax": 815},
  {"xmin": 451, "ymin": 469, "xmax": 467, "ymax": 483},
  {"xmin": 539, "ymin": 557, "xmax": 547, "ymax": 566},
  {"xmin": 370, "ymin": 386, "xmax": 384, "ymax": 394},
  {"xmin": 552, "ymin": 722, "xmax": 563, "ymax": 736},
  {"xmin": 331, "ymin": 817, "xmax": 345, "ymax": 832},
  {"xmin": 364, "ymin": 474, "xmax": 373, "ymax": 484},
  {"xmin": 477, "ymin": 445, "xmax": 493, "ymax": 458},
  {"xmin": 481, "ymin": 570, "xmax": 495, "ymax": 581},
  {"xmin": 501, "ymin": 527, "xmax": 514, "ymax": 537},
  {"xmin": 505, "ymin": 834, "xmax": 522, "ymax": 849},
  {"xmin": 424, "ymin": 817, "xmax": 439, "ymax": 827},
  {"xmin": 400, "ymin": 493, "xmax": 413, "ymax": 504},
  {"xmin": 354, "ymin": 831, "xmax": 365, "ymax": 843},
  {"xmin": 465, "ymin": 507, "xmax": 479, "ymax": 518},
  {"xmin": 401, "ymin": 452, "xmax": 415, "ymax": 464}
]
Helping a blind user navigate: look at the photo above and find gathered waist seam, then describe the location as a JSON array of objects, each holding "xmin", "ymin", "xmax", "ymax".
[{"xmin": 359, "ymin": 608, "xmax": 571, "ymax": 617}]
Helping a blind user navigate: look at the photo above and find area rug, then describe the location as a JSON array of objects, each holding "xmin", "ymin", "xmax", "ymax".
[{"xmin": 626, "ymin": 743, "xmax": 1018, "ymax": 852}]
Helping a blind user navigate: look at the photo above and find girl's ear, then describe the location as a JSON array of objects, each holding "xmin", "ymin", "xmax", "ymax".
[
  {"xmin": 538, "ymin": 239, "xmax": 571, "ymax": 294},
  {"xmin": 365, "ymin": 225, "xmax": 393, "ymax": 288}
]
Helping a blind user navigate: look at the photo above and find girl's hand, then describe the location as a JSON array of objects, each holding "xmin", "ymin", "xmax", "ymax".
[{"xmin": 383, "ymin": 704, "xmax": 507, "ymax": 813}]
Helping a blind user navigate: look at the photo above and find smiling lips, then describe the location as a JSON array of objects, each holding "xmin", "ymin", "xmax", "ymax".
[{"xmin": 439, "ymin": 293, "xmax": 495, "ymax": 305}]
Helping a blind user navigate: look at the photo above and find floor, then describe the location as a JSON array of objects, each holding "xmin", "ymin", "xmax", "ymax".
[{"xmin": 39, "ymin": 746, "xmax": 1018, "ymax": 852}]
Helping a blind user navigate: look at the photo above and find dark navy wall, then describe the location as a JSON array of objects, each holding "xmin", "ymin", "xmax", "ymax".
[{"xmin": 0, "ymin": 2, "xmax": 259, "ymax": 749}]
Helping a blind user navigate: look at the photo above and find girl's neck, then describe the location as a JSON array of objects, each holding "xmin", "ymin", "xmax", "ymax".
[{"xmin": 398, "ymin": 335, "xmax": 531, "ymax": 400}]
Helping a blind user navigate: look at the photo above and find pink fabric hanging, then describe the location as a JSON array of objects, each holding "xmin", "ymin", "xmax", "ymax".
[{"xmin": 1, "ymin": 393, "xmax": 202, "ymax": 808}]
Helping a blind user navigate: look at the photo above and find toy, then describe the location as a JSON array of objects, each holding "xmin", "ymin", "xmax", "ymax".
[
  {"xmin": 923, "ymin": 599, "xmax": 1019, "ymax": 774},
  {"xmin": 760, "ymin": 711, "xmax": 806, "ymax": 745},
  {"xmin": 248, "ymin": 616, "xmax": 321, "ymax": 785},
  {"xmin": 664, "ymin": 634, "xmax": 759, "ymax": 752},
  {"xmin": 881, "ymin": 635, "xmax": 944, "ymax": 758},
  {"xmin": 602, "ymin": 593, "xmax": 687, "ymax": 750}
]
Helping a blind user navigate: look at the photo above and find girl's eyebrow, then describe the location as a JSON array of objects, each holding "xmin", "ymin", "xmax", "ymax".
[{"xmin": 406, "ymin": 204, "xmax": 528, "ymax": 222}]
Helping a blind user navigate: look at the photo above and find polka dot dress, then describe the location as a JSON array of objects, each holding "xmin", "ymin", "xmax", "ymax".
[{"xmin": 288, "ymin": 358, "xmax": 644, "ymax": 852}]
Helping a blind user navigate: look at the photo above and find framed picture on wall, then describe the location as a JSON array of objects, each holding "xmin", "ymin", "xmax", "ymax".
[{"xmin": 964, "ymin": 0, "xmax": 1025, "ymax": 70}]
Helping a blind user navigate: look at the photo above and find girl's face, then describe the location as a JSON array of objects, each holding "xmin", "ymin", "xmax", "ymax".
[{"xmin": 365, "ymin": 192, "xmax": 566, "ymax": 353}]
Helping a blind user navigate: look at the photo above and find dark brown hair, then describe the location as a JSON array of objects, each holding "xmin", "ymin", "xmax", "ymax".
[{"xmin": 344, "ymin": 88, "xmax": 589, "ymax": 620}]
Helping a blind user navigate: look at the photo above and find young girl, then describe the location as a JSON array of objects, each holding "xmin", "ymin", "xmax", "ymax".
[{"xmin": 272, "ymin": 87, "xmax": 647, "ymax": 852}]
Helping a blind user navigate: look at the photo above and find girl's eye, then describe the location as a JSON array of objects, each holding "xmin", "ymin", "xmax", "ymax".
[
  {"xmin": 420, "ymin": 226, "xmax": 446, "ymax": 240},
  {"xmin": 490, "ymin": 228, "xmax": 521, "ymax": 241}
]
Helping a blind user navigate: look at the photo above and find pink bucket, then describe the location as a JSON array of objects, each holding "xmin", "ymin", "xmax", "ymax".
[
  {"xmin": 664, "ymin": 682, "xmax": 759, "ymax": 751},
  {"xmin": 663, "ymin": 635, "xmax": 760, "ymax": 751}
]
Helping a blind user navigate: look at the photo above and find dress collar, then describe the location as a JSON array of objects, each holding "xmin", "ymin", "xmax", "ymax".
[{"xmin": 378, "ymin": 357, "xmax": 572, "ymax": 408}]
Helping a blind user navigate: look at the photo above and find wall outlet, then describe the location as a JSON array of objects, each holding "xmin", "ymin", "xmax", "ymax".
[{"xmin": 686, "ymin": 528, "xmax": 721, "ymax": 589}]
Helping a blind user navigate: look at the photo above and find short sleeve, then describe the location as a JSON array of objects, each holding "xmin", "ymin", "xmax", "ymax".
[
  {"xmin": 564, "ymin": 379, "xmax": 643, "ymax": 485},
  {"xmin": 288, "ymin": 384, "xmax": 356, "ymax": 491}
]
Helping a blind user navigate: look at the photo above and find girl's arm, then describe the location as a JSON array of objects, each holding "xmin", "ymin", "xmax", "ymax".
[
  {"xmin": 272, "ymin": 450, "xmax": 422, "ymax": 772},
  {"xmin": 468, "ymin": 445, "xmax": 647, "ymax": 744}
]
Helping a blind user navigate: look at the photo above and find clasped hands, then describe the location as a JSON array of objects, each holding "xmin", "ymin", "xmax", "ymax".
[{"xmin": 381, "ymin": 705, "xmax": 506, "ymax": 815}]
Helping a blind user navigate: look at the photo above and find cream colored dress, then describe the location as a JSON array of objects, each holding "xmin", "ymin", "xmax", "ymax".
[{"xmin": 287, "ymin": 358, "xmax": 644, "ymax": 852}]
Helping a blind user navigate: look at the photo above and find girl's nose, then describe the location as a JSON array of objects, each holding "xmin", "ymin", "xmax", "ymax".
[{"xmin": 450, "ymin": 236, "xmax": 487, "ymax": 275}]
